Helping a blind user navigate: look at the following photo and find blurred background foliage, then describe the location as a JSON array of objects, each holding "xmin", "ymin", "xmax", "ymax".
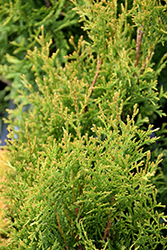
[{"xmin": 0, "ymin": 0, "xmax": 83, "ymax": 130}]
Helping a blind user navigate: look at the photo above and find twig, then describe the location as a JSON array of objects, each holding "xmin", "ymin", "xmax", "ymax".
[
  {"xmin": 75, "ymin": 205, "xmax": 84, "ymax": 250},
  {"xmin": 43, "ymin": 0, "xmax": 52, "ymax": 8},
  {"xmin": 56, "ymin": 212, "xmax": 69, "ymax": 250},
  {"xmin": 102, "ymin": 196, "xmax": 114, "ymax": 242},
  {"xmin": 88, "ymin": 56, "xmax": 101, "ymax": 98},
  {"xmin": 140, "ymin": 48, "xmax": 154, "ymax": 75},
  {"xmin": 85, "ymin": 56, "xmax": 101, "ymax": 113},
  {"xmin": 75, "ymin": 207, "xmax": 80, "ymax": 217},
  {"xmin": 102, "ymin": 219, "xmax": 111, "ymax": 241},
  {"xmin": 135, "ymin": 27, "xmax": 143, "ymax": 67},
  {"xmin": 134, "ymin": 26, "xmax": 155, "ymax": 77},
  {"xmin": 0, "ymin": 75, "xmax": 12, "ymax": 87},
  {"xmin": 77, "ymin": 240, "xmax": 83, "ymax": 250}
]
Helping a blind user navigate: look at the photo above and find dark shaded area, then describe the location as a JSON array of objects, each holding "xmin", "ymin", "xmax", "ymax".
[{"xmin": 0, "ymin": 81, "xmax": 8, "ymax": 147}]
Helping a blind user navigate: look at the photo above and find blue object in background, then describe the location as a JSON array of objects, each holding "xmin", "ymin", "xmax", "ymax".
[{"xmin": 0, "ymin": 101, "xmax": 30, "ymax": 148}]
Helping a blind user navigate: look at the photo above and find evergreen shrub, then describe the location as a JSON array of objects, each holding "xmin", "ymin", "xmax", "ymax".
[{"xmin": 2, "ymin": 0, "xmax": 167, "ymax": 249}]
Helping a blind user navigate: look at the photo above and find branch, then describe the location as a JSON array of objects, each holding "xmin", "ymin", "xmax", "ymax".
[
  {"xmin": 102, "ymin": 196, "xmax": 114, "ymax": 242},
  {"xmin": 102, "ymin": 219, "xmax": 111, "ymax": 241},
  {"xmin": 0, "ymin": 75, "xmax": 12, "ymax": 87},
  {"xmin": 140, "ymin": 48, "xmax": 154, "ymax": 75},
  {"xmin": 135, "ymin": 27, "xmax": 143, "ymax": 67},
  {"xmin": 84, "ymin": 56, "xmax": 101, "ymax": 113},
  {"xmin": 56, "ymin": 212, "xmax": 69, "ymax": 250},
  {"xmin": 43, "ymin": 0, "xmax": 52, "ymax": 8},
  {"xmin": 88, "ymin": 56, "xmax": 101, "ymax": 98},
  {"xmin": 75, "ymin": 204, "xmax": 84, "ymax": 250},
  {"xmin": 133, "ymin": 27, "xmax": 154, "ymax": 80}
]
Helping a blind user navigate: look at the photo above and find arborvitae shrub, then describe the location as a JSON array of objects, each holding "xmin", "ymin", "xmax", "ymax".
[{"xmin": 2, "ymin": 0, "xmax": 167, "ymax": 249}]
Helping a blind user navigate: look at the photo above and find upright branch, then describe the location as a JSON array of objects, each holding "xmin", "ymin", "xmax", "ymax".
[
  {"xmin": 102, "ymin": 219, "xmax": 111, "ymax": 241},
  {"xmin": 89, "ymin": 56, "xmax": 101, "ymax": 98},
  {"xmin": 75, "ymin": 204, "xmax": 84, "ymax": 250},
  {"xmin": 56, "ymin": 212, "xmax": 69, "ymax": 250},
  {"xmin": 102, "ymin": 196, "xmax": 114, "ymax": 243},
  {"xmin": 135, "ymin": 26, "xmax": 143, "ymax": 67},
  {"xmin": 134, "ymin": 27, "xmax": 154, "ymax": 79},
  {"xmin": 140, "ymin": 47, "xmax": 154, "ymax": 75},
  {"xmin": 85, "ymin": 56, "xmax": 101, "ymax": 113}
]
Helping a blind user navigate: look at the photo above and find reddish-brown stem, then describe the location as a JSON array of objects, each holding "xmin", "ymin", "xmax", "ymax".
[
  {"xmin": 135, "ymin": 27, "xmax": 143, "ymax": 67},
  {"xmin": 102, "ymin": 196, "xmax": 114, "ymax": 242},
  {"xmin": 77, "ymin": 241, "xmax": 83, "ymax": 250},
  {"xmin": 134, "ymin": 27, "xmax": 155, "ymax": 78},
  {"xmin": 75, "ymin": 204, "xmax": 85, "ymax": 250},
  {"xmin": 56, "ymin": 212, "xmax": 69, "ymax": 250},
  {"xmin": 89, "ymin": 56, "xmax": 101, "ymax": 98},
  {"xmin": 85, "ymin": 56, "xmax": 101, "ymax": 113},
  {"xmin": 103, "ymin": 219, "xmax": 111, "ymax": 241},
  {"xmin": 140, "ymin": 48, "xmax": 154, "ymax": 75},
  {"xmin": 75, "ymin": 207, "xmax": 80, "ymax": 217},
  {"xmin": 111, "ymin": 196, "xmax": 114, "ymax": 204}
]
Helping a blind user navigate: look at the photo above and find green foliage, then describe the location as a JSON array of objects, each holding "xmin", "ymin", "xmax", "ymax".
[
  {"xmin": 0, "ymin": 0, "xmax": 81, "ymax": 103},
  {"xmin": 2, "ymin": 0, "xmax": 167, "ymax": 249},
  {"xmin": 5, "ymin": 98, "xmax": 167, "ymax": 249}
]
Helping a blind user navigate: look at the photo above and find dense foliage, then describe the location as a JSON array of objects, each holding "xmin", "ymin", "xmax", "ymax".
[{"xmin": 1, "ymin": 0, "xmax": 167, "ymax": 249}]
